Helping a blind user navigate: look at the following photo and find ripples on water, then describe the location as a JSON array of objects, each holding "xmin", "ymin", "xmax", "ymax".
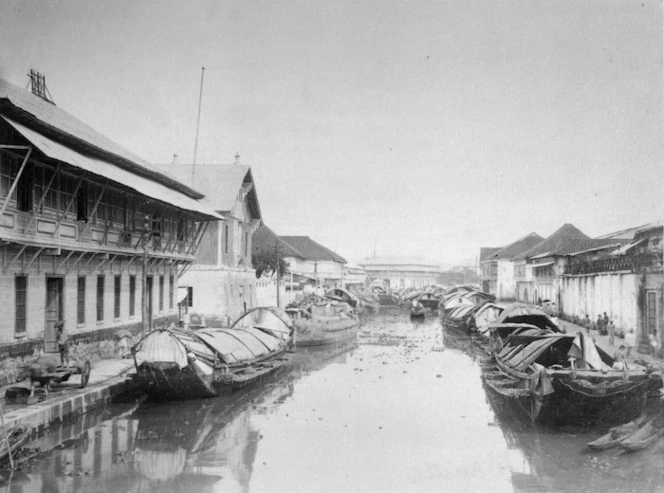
[{"xmin": 3, "ymin": 312, "xmax": 663, "ymax": 492}]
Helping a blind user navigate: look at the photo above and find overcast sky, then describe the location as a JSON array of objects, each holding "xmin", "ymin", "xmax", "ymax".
[{"xmin": 1, "ymin": 1, "xmax": 661, "ymax": 266}]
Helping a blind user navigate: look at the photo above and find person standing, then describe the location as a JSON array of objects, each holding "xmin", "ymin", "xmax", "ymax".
[
  {"xmin": 624, "ymin": 328, "xmax": 636, "ymax": 359},
  {"xmin": 608, "ymin": 319, "xmax": 616, "ymax": 346},
  {"xmin": 55, "ymin": 321, "xmax": 70, "ymax": 367},
  {"xmin": 602, "ymin": 312, "xmax": 609, "ymax": 335},
  {"xmin": 596, "ymin": 314, "xmax": 603, "ymax": 335},
  {"xmin": 584, "ymin": 314, "xmax": 591, "ymax": 334}
]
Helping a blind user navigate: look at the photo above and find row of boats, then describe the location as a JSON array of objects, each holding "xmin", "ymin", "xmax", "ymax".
[
  {"xmin": 130, "ymin": 289, "xmax": 364, "ymax": 401},
  {"xmin": 438, "ymin": 286, "xmax": 664, "ymax": 449}
]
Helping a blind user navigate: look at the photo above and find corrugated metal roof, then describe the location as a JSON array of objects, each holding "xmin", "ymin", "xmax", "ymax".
[
  {"xmin": 557, "ymin": 239, "xmax": 629, "ymax": 256},
  {"xmin": 280, "ymin": 236, "xmax": 346, "ymax": 263},
  {"xmin": 3, "ymin": 116, "xmax": 221, "ymax": 219},
  {"xmin": 0, "ymin": 79, "xmax": 203, "ymax": 199},
  {"xmin": 159, "ymin": 164, "xmax": 261, "ymax": 220}
]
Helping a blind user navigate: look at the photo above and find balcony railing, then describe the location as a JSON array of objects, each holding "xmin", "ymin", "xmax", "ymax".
[{"xmin": 564, "ymin": 252, "xmax": 662, "ymax": 275}]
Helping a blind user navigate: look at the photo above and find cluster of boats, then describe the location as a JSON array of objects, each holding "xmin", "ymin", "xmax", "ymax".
[
  {"xmin": 439, "ymin": 287, "xmax": 664, "ymax": 443},
  {"xmin": 131, "ymin": 288, "xmax": 365, "ymax": 401}
]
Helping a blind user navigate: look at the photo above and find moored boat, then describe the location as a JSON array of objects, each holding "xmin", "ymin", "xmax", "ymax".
[
  {"xmin": 131, "ymin": 307, "xmax": 293, "ymax": 400},
  {"xmin": 586, "ymin": 415, "xmax": 648, "ymax": 451},
  {"xmin": 291, "ymin": 315, "xmax": 359, "ymax": 346},
  {"xmin": 486, "ymin": 331, "xmax": 662, "ymax": 426},
  {"xmin": 619, "ymin": 419, "xmax": 664, "ymax": 452},
  {"xmin": 0, "ymin": 425, "xmax": 29, "ymax": 464}
]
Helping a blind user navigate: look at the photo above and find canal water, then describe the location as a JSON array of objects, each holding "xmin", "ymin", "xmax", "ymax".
[{"xmin": 2, "ymin": 312, "xmax": 663, "ymax": 492}]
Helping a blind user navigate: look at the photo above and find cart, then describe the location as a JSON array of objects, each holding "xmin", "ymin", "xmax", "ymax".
[{"xmin": 30, "ymin": 360, "xmax": 92, "ymax": 391}]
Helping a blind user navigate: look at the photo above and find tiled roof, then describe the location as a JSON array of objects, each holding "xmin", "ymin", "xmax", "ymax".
[
  {"xmin": 280, "ymin": 236, "xmax": 346, "ymax": 263},
  {"xmin": 487, "ymin": 233, "xmax": 543, "ymax": 261},
  {"xmin": 159, "ymin": 164, "xmax": 261, "ymax": 220},
  {"xmin": 554, "ymin": 238, "xmax": 630, "ymax": 256},
  {"xmin": 252, "ymin": 225, "xmax": 301, "ymax": 257},
  {"xmin": 479, "ymin": 247, "xmax": 502, "ymax": 262},
  {"xmin": 0, "ymin": 78, "xmax": 202, "ymax": 199},
  {"xmin": 514, "ymin": 223, "xmax": 589, "ymax": 261}
]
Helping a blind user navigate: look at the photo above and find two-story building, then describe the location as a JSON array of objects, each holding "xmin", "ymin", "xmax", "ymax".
[
  {"xmin": 562, "ymin": 222, "xmax": 662, "ymax": 351},
  {"xmin": 480, "ymin": 233, "xmax": 542, "ymax": 300},
  {"xmin": 513, "ymin": 224, "xmax": 589, "ymax": 305},
  {"xmin": 479, "ymin": 247, "xmax": 502, "ymax": 295},
  {"xmin": 159, "ymin": 164, "xmax": 261, "ymax": 326},
  {"xmin": 0, "ymin": 78, "xmax": 218, "ymax": 362},
  {"xmin": 359, "ymin": 257, "xmax": 440, "ymax": 290}
]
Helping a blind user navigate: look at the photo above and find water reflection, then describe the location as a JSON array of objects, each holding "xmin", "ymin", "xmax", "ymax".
[{"xmin": 5, "ymin": 315, "xmax": 663, "ymax": 493}]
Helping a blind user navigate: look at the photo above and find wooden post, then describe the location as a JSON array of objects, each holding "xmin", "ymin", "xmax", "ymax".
[
  {"xmin": 142, "ymin": 214, "xmax": 150, "ymax": 336},
  {"xmin": 275, "ymin": 241, "xmax": 280, "ymax": 308}
]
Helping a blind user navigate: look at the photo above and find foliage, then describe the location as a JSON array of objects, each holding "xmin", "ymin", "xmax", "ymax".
[{"xmin": 253, "ymin": 248, "xmax": 289, "ymax": 279}]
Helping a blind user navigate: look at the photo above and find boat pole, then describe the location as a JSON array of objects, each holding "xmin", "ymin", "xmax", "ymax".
[
  {"xmin": 0, "ymin": 403, "xmax": 15, "ymax": 470},
  {"xmin": 275, "ymin": 241, "xmax": 280, "ymax": 308}
]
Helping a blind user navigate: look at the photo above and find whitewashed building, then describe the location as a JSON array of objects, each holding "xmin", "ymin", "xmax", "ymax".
[{"xmin": 359, "ymin": 257, "xmax": 440, "ymax": 289}]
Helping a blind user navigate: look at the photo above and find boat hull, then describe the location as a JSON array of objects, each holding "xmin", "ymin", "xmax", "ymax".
[
  {"xmin": 294, "ymin": 317, "xmax": 359, "ymax": 347},
  {"xmin": 135, "ymin": 353, "xmax": 289, "ymax": 401}
]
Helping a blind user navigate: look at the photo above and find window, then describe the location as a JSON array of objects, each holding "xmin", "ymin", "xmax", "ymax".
[
  {"xmin": 96, "ymin": 276, "xmax": 104, "ymax": 322},
  {"xmin": 77, "ymin": 277, "xmax": 86, "ymax": 324},
  {"xmin": 16, "ymin": 167, "xmax": 33, "ymax": 212},
  {"xmin": 129, "ymin": 276, "xmax": 136, "ymax": 316},
  {"xmin": 169, "ymin": 275, "xmax": 174, "ymax": 309},
  {"xmin": 224, "ymin": 224, "xmax": 229, "ymax": 254},
  {"xmin": 159, "ymin": 275, "xmax": 164, "ymax": 312},
  {"xmin": 244, "ymin": 231, "xmax": 249, "ymax": 257},
  {"xmin": 187, "ymin": 286, "xmax": 193, "ymax": 307},
  {"xmin": 114, "ymin": 276, "xmax": 121, "ymax": 319},
  {"xmin": 15, "ymin": 276, "xmax": 27, "ymax": 335},
  {"xmin": 76, "ymin": 182, "xmax": 88, "ymax": 222}
]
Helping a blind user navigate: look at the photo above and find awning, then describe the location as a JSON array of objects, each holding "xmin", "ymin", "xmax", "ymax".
[
  {"xmin": 614, "ymin": 238, "xmax": 647, "ymax": 256},
  {"xmin": 528, "ymin": 261, "xmax": 554, "ymax": 269},
  {"xmin": 2, "ymin": 116, "xmax": 222, "ymax": 220}
]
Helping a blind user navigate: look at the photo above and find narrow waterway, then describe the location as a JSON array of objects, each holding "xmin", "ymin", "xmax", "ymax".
[{"xmin": 3, "ymin": 312, "xmax": 663, "ymax": 492}]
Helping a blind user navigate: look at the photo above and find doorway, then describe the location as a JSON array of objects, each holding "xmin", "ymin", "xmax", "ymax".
[{"xmin": 45, "ymin": 277, "xmax": 64, "ymax": 353}]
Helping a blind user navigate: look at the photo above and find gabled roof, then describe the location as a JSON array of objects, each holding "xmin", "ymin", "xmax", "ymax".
[
  {"xmin": 252, "ymin": 224, "xmax": 301, "ymax": 258},
  {"xmin": 554, "ymin": 238, "xmax": 629, "ymax": 256},
  {"xmin": 514, "ymin": 224, "xmax": 590, "ymax": 261},
  {"xmin": 486, "ymin": 233, "xmax": 543, "ymax": 261},
  {"xmin": 159, "ymin": 164, "xmax": 261, "ymax": 220},
  {"xmin": 480, "ymin": 247, "xmax": 503, "ymax": 262},
  {"xmin": 280, "ymin": 236, "xmax": 346, "ymax": 264},
  {"xmin": 0, "ymin": 78, "xmax": 203, "ymax": 200}
]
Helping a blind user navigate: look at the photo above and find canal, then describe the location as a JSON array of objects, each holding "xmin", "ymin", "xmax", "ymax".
[{"xmin": 3, "ymin": 312, "xmax": 663, "ymax": 492}]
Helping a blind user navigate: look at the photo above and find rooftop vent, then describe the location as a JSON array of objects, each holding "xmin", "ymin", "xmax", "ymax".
[{"xmin": 27, "ymin": 69, "xmax": 55, "ymax": 105}]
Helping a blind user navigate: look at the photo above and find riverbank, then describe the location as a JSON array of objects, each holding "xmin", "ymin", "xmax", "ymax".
[{"xmin": 0, "ymin": 358, "xmax": 136, "ymax": 435}]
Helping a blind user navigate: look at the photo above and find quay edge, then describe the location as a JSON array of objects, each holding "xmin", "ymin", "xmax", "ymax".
[{"xmin": 1, "ymin": 360, "xmax": 136, "ymax": 437}]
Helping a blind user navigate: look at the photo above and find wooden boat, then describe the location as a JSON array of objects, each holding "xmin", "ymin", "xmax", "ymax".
[
  {"xmin": 619, "ymin": 419, "xmax": 664, "ymax": 452},
  {"xmin": 409, "ymin": 305, "xmax": 426, "ymax": 319},
  {"xmin": 131, "ymin": 307, "xmax": 293, "ymax": 400},
  {"xmin": 587, "ymin": 415, "xmax": 648, "ymax": 451},
  {"xmin": 291, "ymin": 313, "xmax": 359, "ymax": 346},
  {"xmin": 487, "ymin": 331, "xmax": 662, "ymax": 426},
  {"xmin": 0, "ymin": 425, "xmax": 29, "ymax": 463}
]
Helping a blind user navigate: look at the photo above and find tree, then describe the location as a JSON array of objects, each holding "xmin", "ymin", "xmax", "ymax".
[{"xmin": 252, "ymin": 244, "xmax": 289, "ymax": 279}]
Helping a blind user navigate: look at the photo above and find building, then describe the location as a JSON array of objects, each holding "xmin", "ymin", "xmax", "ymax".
[
  {"xmin": 343, "ymin": 264, "xmax": 368, "ymax": 288},
  {"xmin": 278, "ymin": 236, "xmax": 346, "ymax": 288},
  {"xmin": 359, "ymin": 257, "xmax": 440, "ymax": 289},
  {"xmin": 480, "ymin": 233, "xmax": 542, "ymax": 300},
  {"xmin": 159, "ymin": 163, "xmax": 261, "ymax": 326},
  {"xmin": 561, "ymin": 222, "xmax": 662, "ymax": 352},
  {"xmin": 513, "ymin": 224, "xmax": 589, "ymax": 305},
  {"xmin": 479, "ymin": 247, "xmax": 502, "ymax": 294},
  {"xmin": 253, "ymin": 226, "xmax": 347, "ymax": 289},
  {"xmin": 0, "ymin": 78, "xmax": 218, "ymax": 360}
]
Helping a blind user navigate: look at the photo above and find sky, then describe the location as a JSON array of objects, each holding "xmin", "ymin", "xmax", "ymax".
[{"xmin": 1, "ymin": 0, "xmax": 661, "ymax": 267}]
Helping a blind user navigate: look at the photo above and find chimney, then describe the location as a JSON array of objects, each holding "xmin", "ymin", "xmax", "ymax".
[
  {"xmin": 171, "ymin": 154, "xmax": 179, "ymax": 165},
  {"xmin": 234, "ymin": 153, "xmax": 241, "ymax": 165}
]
